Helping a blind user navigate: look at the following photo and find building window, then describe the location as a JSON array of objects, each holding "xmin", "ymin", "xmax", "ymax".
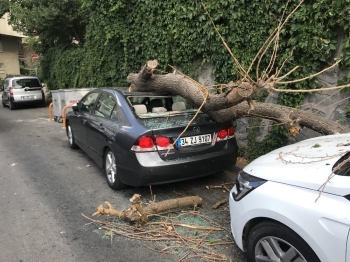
[
  {"xmin": 0, "ymin": 63, "xmax": 5, "ymax": 74},
  {"xmin": 0, "ymin": 41, "xmax": 3, "ymax": 52}
]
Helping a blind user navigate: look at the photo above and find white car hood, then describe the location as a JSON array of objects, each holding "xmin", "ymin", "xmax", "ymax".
[{"xmin": 243, "ymin": 133, "xmax": 350, "ymax": 196}]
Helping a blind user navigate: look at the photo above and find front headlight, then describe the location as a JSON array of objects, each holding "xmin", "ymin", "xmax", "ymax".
[{"xmin": 232, "ymin": 171, "xmax": 267, "ymax": 201}]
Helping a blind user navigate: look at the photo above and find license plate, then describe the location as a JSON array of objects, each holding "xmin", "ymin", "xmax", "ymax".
[
  {"xmin": 21, "ymin": 95, "xmax": 36, "ymax": 100},
  {"xmin": 177, "ymin": 134, "xmax": 211, "ymax": 147}
]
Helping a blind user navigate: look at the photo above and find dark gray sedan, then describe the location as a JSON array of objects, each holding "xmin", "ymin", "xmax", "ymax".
[{"xmin": 66, "ymin": 88, "xmax": 238, "ymax": 190}]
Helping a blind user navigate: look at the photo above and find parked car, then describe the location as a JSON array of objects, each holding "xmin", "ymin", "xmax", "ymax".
[
  {"xmin": 66, "ymin": 88, "xmax": 238, "ymax": 189},
  {"xmin": 229, "ymin": 133, "xmax": 350, "ymax": 262},
  {"xmin": 1, "ymin": 76, "xmax": 45, "ymax": 110}
]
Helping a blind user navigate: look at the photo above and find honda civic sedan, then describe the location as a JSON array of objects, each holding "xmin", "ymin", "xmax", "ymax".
[
  {"xmin": 229, "ymin": 133, "xmax": 350, "ymax": 262},
  {"xmin": 66, "ymin": 88, "xmax": 238, "ymax": 189}
]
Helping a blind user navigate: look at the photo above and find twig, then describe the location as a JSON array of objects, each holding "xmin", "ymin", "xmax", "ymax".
[
  {"xmin": 177, "ymin": 251, "xmax": 192, "ymax": 262},
  {"xmin": 212, "ymin": 198, "xmax": 228, "ymax": 209},
  {"xmin": 275, "ymin": 59, "xmax": 341, "ymax": 85},
  {"xmin": 147, "ymin": 221, "xmax": 223, "ymax": 231},
  {"xmin": 315, "ymin": 155, "xmax": 350, "ymax": 202},
  {"xmin": 201, "ymin": 0, "xmax": 252, "ymax": 81}
]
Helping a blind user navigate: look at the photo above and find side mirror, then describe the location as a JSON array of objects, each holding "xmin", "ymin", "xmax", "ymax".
[{"xmin": 72, "ymin": 103, "xmax": 79, "ymax": 112}]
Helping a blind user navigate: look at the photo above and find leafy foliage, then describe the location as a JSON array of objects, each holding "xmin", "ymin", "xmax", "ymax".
[
  {"xmin": 6, "ymin": 0, "xmax": 88, "ymax": 48},
  {"xmin": 5, "ymin": 0, "xmax": 350, "ymax": 92},
  {"xmin": 246, "ymin": 122, "xmax": 290, "ymax": 162},
  {"xmin": 0, "ymin": 0, "xmax": 9, "ymax": 17}
]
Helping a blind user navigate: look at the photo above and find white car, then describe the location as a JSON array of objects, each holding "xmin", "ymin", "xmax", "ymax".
[{"xmin": 229, "ymin": 133, "xmax": 350, "ymax": 262}]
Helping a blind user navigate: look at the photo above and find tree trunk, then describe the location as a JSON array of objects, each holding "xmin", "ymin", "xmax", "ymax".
[{"xmin": 127, "ymin": 61, "xmax": 350, "ymax": 135}]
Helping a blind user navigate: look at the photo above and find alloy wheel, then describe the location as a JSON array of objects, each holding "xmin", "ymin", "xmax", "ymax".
[
  {"xmin": 106, "ymin": 151, "xmax": 117, "ymax": 184},
  {"xmin": 67, "ymin": 125, "xmax": 73, "ymax": 145},
  {"xmin": 254, "ymin": 236, "xmax": 306, "ymax": 262}
]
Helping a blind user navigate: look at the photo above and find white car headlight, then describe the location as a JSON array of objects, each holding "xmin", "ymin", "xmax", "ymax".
[{"xmin": 233, "ymin": 171, "xmax": 267, "ymax": 201}]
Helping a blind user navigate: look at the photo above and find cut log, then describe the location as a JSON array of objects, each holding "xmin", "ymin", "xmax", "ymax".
[{"xmin": 92, "ymin": 194, "xmax": 203, "ymax": 226}]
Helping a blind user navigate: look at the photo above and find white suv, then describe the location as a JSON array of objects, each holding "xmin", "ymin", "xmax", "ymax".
[
  {"xmin": 229, "ymin": 133, "xmax": 350, "ymax": 262},
  {"xmin": 2, "ymin": 76, "xmax": 45, "ymax": 110}
]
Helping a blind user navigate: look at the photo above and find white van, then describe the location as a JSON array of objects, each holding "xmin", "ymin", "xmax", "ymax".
[{"xmin": 2, "ymin": 76, "xmax": 45, "ymax": 110}]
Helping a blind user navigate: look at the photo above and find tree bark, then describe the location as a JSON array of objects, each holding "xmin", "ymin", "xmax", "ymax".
[{"xmin": 127, "ymin": 61, "xmax": 350, "ymax": 135}]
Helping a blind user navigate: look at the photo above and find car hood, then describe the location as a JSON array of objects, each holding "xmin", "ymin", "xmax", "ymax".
[{"xmin": 243, "ymin": 133, "xmax": 350, "ymax": 195}]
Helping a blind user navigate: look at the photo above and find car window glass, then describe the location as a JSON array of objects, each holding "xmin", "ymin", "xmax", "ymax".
[
  {"xmin": 13, "ymin": 78, "xmax": 40, "ymax": 89},
  {"xmin": 111, "ymin": 105, "xmax": 118, "ymax": 120},
  {"xmin": 80, "ymin": 92, "xmax": 100, "ymax": 114},
  {"xmin": 94, "ymin": 92, "xmax": 116, "ymax": 118}
]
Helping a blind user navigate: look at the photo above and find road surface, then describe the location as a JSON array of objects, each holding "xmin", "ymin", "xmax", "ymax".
[{"xmin": 0, "ymin": 101, "xmax": 247, "ymax": 262}]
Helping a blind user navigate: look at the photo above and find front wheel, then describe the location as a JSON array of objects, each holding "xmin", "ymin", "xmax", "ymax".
[
  {"xmin": 66, "ymin": 122, "xmax": 78, "ymax": 149},
  {"xmin": 105, "ymin": 149, "xmax": 125, "ymax": 190},
  {"xmin": 2, "ymin": 98, "xmax": 6, "ymax": 107},
  {"xmin": 247, "ymin": 221, "xmax": 320, "ymax": 262}
]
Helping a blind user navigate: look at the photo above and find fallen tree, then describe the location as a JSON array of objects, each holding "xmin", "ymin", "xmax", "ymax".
[{"xmin": 127, "ymin": 60, "xmax": 350, "ymax": 136}]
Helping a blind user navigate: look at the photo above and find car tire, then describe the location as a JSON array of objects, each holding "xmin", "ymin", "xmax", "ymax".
[
  {"xmin": 2, "ymin": 98, "xmax": 6, "ymax": 107},
  {"xmin": 247, "ymin": 221, "xmax": 320, "ymax": 262},
  {"xmin": 104, "ymin": 149, "xmax": 125, "ymax": 190},
  {"xmin": 9, "ymin": 100, "xmax": 16, "ymax": 110},
  {"xmin": 66, "ymin": 122, "xmax": 79, "ymax": 149}
]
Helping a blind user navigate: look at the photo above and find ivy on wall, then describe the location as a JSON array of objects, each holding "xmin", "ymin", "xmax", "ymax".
[{"xmin": 40, "ymin": 0, "xmax": 350, "ymax": 98}]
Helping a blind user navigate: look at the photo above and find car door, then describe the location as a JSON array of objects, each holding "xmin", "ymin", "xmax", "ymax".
[
  {"xmin": 86, "ymin": 92, "xmax": 118, "ymax": 164},
  {"xmin": 69, "ymin": 92, "xmax": 100, "ymax": 152}
]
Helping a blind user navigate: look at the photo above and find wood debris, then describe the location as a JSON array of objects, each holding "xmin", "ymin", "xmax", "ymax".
[{"xmin": 92, "ymin": 194, "xmax": 202, "ymax": 226}]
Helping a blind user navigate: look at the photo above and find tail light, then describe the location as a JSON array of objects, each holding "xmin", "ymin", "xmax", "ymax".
[
  {"xmin": 218, "ymin": 129, "xmax": 228, "ymax": 139},
  {"xmin": 138, "ymin": 136, "xmax": 154, "ymax": 149},
  {"xmin": 216, "ymin": 126, "xmax": 235, "ymax": 142},
  {"xmin": 131, "ymin": 135, "xmax": 174, "ymax": 152},
  {"xmin": 9, "ymin": 87, "xmax": 13, "ymax": 96},
  {"xmin": 228, "ymin": 126, "xmax": 234, "ymax": 136}
]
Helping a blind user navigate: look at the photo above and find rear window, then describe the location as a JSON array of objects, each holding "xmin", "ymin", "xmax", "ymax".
[
  {"xmin": 12, "ymin": 78, "xmax": 41, "ymax": 89},
  {"xmin": 127, "ymin": 94, "xmax": 215, "ymax": 128},
  {"xmin": 127, "ymin": 95, "xmax": 199, "ymax": 118}
]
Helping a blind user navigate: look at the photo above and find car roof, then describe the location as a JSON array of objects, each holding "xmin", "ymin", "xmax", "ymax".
[
  {"xmin": 96, "ymin": 87, "xmax": 168, "ymax": 96},
  {"xmin": 122, "ymin": 91, "xmax": 169, "ymax": 96},
  {"xmin": 5, "ymin": 76, "xmax": 40, "ymax": 81},
  {"xmin": 6, "ymin": 76, "xmax": 40, "ymax": 80}
]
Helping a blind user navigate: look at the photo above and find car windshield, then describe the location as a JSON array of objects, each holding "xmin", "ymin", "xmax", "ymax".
[
  {"xmin": 333, "ymin": 151, "xmax": 350, "ymax": 176},
  {"xmin": 12, "ymin": 78, "xmax": 40, "ymax": 89}
]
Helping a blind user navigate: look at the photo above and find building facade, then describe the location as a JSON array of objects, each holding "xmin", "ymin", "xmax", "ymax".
[{"xmin": 0, "ymin": 13, "xmax": 26, "ymax": 79}]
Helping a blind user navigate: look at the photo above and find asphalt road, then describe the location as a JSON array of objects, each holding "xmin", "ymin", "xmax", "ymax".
[{"xmin": 0, "ymin": 101, "xmax": 247, "ymax": 262}]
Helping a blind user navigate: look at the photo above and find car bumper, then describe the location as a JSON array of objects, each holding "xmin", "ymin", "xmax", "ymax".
[
  {"xmin": 11, "ymin": 95, "xmax": 44, "ymax": 104},
  {"xmin": 119, "ymin": 146, "xmax": 237, "ymax": 186},
  {"xmin": 229, "ymin": 181, "xmax": 350, "ymax": 262},
  {"xmin": 229, "ymin": 184, "xmax": 247, "ymax": 251}
]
